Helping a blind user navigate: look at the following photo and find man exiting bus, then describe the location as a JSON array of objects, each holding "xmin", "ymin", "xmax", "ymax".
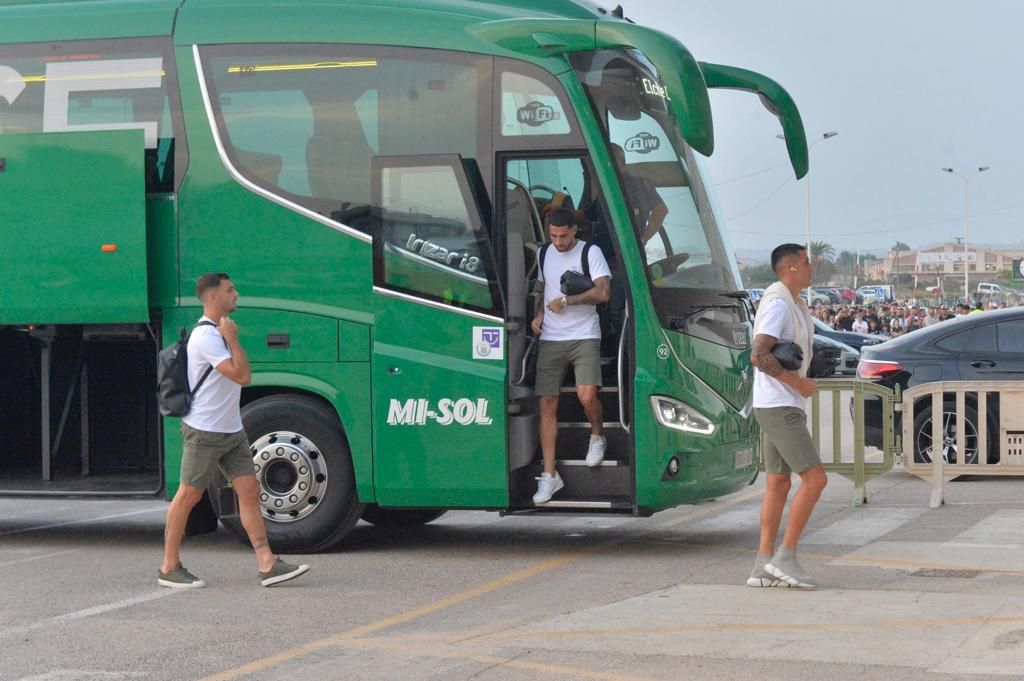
[
  {"xmin": 159, "ymin": 273, "xmax": 310, "ymax": 588},
  {"xmin": 531, "ymin": 209, "xmax": 611, "ymax": 504},
  {"xmin": 748, "ymin": 244, "xmax": 828, "ymax": 589}
]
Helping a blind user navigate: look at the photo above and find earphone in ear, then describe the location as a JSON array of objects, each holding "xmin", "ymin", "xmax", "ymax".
[{"xmin": 789, "ymin": 267, "xmax": 798, "ymax": 272}]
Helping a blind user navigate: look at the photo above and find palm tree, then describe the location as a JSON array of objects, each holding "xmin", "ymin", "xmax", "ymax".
[
  {"xmin": 809, "ymin": 240, "xmax": 836, "ymax": 283},
  {"xmin": 810, "ymin": 240, "xmax": 837, "ymax": 263}
]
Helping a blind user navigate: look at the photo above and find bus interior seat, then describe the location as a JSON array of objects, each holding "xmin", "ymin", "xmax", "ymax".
[
  {"xmin": 233, "ymin": 148, "xmax": 283, "ymax": 188},
  {"xmin": 306, "ymin": 134, "xmax": 373, "ymax": 206}
]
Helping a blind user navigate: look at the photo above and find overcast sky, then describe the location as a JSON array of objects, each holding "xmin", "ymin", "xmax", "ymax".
[{"xmin": 630, "ymin": 0, "xmax": 1024, "ymax": 258}]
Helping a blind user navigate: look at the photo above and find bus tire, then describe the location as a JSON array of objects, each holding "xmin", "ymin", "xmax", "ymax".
[
  {"xmin": 360, "ymin": 505, "xmax": 447, "ymax": 528},
  {"xmin": 209, "ymin": 395, "xmax": 363, "ymax": 553}
]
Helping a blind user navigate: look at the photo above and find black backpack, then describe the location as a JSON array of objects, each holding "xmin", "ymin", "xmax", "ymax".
[
  {"xmin": 156, "ymin": 321, "xmax": 216, "ymax": 417},
  {"xmin": 536, "ymin": 241, "xmax": 593, "ymax": 284}
]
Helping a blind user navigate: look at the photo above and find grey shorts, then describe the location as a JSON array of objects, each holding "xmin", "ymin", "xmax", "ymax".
[
  {"xmin": 754, "ymin": 406, "xmax": 822, "ymax": 475},
  {"xmin": 535, "ymin": 339, "xmax": 603, "ymax": 396},
  {"xmin": 180, "ymin": 423, "xmax": 255, "ymax": 488}
]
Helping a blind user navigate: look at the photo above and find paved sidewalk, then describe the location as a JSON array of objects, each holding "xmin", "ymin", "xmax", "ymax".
[{"xmin": 480, "ymin": 468, "xmax": 1024, "ymax": 679}]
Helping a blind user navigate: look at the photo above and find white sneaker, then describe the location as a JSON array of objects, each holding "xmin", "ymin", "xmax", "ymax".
[
  {"xmin": 532, "ymin": 472, "xmax": 564, "ymax": 504},
  {"xmin": 585, "ymin": 436, "xmax": 606, "ymax": 467}
]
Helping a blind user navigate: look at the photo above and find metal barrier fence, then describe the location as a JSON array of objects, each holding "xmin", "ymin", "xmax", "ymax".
[
  {"xmin": 899, "ymin": 381, "xmax": 1024, "ymax": 508},
  {"xmin": 762, "ymin": 378, "xmax": 899, "ymax": 506}
]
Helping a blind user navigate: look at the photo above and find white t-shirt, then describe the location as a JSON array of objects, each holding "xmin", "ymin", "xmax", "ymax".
[
  {"xmin": 182, "ymin": 316, "xmax": 244, "ymax": 433},
  {"xmin": 852, "ymin": 319, "xmax": 868, "ymax": 333},
  {"xmin": 538, "ymin": 240, "xmax": 611, "ymax": 341},
  {"xmin": 752, "ymin": 297, "xmax": 807, "ymax": 410}
]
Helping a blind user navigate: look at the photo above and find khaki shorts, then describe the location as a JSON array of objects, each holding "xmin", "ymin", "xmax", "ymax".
[
  {"xmin": 754, "ymin": 406, "xmax": 821, "ymax": 475},
  {"xmin": 179, "ymin": 423, "xmax": 255, "ymax": 488},
  {"xmin": 535, "ymin": 339, "xmax": 603, "ymax": 396}
]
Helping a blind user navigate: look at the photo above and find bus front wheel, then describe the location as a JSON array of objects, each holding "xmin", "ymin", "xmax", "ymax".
[{"xmin": 208, "ymin": 395, "xmax": 363, "ymax": 553}]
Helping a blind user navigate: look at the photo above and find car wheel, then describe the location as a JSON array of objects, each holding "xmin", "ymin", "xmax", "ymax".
[
  {"xmin": 912, "ymin": 401, "xmax": 980, "ymax": 465},
  {"xmin": 360, "ymin": 505, "xmax": 447, "ymax": 528},
  {"xmin": 208, "ymin": 395, "xmax": 364, "ymax": 553}
]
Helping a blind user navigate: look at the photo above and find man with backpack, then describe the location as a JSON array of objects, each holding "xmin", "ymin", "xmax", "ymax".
[
  {"xmin": 158, "ymin": 273, "xmax": 309, "ymax": 588},
  {"xmin": 530, "ymin": 209, "xmax": 611, "ymax": 504}
]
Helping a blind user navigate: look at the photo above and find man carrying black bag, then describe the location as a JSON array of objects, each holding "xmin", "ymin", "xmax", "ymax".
[
  {"xmin": 530, "ymin": 209, "xmax": 611, "ymax": 504},
  {"xmin": 748, "ymin": 243, "xmax": 827, "ymax": 589}
]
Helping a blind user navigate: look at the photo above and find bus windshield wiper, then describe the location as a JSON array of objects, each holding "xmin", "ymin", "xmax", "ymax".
[
  {"xmin": 668, "ymin": 302, "xmax": 740, "ymax": 330},
  {"xmin": 719, "ymin": 290, "xmax": 749, "ymax": 300}
]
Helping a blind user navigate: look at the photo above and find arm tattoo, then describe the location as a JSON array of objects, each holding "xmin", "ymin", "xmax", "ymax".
[{"xmin": 751, "ymin": 334, "xmax": 785, "ymax": 378}]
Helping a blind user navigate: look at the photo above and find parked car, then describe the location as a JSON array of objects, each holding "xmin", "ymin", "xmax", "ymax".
[
  {"xmin": 857, "ymin": 284, "xmax": 895, "ymax": 304},
  {"xmin": 976, "ymin": 282, "xmax": 1006, "ymax": 297},
  {"xmin": 810, "ymin": 335, "xmax": 842, "ymax": 378},
  {"xmin": 835, "ymin": 287, "xmax": 857, "ymax": 303},
  {"xmin": 807, "ymin": 289, "xmax": 831, "ymax": 306},
  {"xmin": 814, "ymin": 334, "xmax": 859, "ymax": 375},
  {"xmin": 812, "ymin": 317, "xmax": 885, "ymax": 352},
  {"xmin": 746, "ymin": 288, "xmax": 764, "ymax": 303},
  {"xmin": 813, "ymin": 287, "xmax": 842, "ymax": 305},
  {"xmin": 857, "ymin": 307, "xmax": 1024, "ymax": 464}
]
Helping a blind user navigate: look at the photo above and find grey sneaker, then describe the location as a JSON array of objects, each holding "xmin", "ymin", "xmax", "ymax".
[
  {"xmin": 158, "ymin": 564, "xmax": 206, "ymax": 589},
  {"xmin": 765, "ymin": 552, "xmax": 817, "ymax": 589},
  {"xmin": 259, "ymin": 558, "xmax": 310, "ymax": 587},
  {"xmin": 746, "ymin": 564, "xmax": 786, "ymax": 588}
]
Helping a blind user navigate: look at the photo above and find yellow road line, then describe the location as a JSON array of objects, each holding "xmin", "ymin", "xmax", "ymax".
[
  {"xmin": 200, "ymin": 487, "xmax": 764, "ymax": 680},
  {"xmin": 197, "ymin": 551, "xmax": 585, "ymax": 681}
]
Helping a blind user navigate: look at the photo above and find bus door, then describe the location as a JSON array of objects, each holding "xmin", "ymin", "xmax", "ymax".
[
  {"xmin": 370, "ymin": 155, "xmax": 509, "ymax": 508},
  {"xmin": 500, "ymin": 154, "xmax": 635, "ymax": 507}
]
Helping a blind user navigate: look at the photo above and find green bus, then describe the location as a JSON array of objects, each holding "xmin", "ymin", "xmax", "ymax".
[{"xmin": 0, "ymin": 0, "xmax": 808, "ymax": 551}]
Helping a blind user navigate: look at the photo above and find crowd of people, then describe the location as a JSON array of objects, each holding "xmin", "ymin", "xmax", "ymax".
[{"xmin": 807, "ymin": 299, "xmax": 1019, "ymax": 337}]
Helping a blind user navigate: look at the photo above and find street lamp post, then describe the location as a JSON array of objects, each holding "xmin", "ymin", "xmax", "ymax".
[
  {"xmin": 941, "ymin": 166, "xmax": 990, "ymax": 303},
  {"xmin": 781, "ymin": 131, "xmax": 838, "ymax": 305}
]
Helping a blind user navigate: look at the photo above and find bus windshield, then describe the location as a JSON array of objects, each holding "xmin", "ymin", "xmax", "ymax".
[{"xmin": 571, "ymin": 49, "xmax": 747, "ymax": 347}]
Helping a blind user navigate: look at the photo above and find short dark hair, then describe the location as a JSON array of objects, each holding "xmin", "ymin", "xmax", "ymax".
[
  {"xmin": 196, "ymin": 272, "xmax": 230, "ymax": 300},
  {"xmin": 770, "ymin": 243, "xmax": 805, "ymax": 273},
  {"xmin": 545, "ymin": 208, "xmax": 575, "ymax": 229}
]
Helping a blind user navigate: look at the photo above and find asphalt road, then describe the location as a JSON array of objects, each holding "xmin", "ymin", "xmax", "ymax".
[{"xmin": 3, "ymin": 465, "xmax": 1024, "ymax": 681}]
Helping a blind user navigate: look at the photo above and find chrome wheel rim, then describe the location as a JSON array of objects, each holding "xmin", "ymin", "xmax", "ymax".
[
  {"xmin": 251, "ymin": 430, "xmax": 328, "ymax": 523},
  {"xmin": 916, "ymin": 412, "xmax": 979, "ymax": 464}
]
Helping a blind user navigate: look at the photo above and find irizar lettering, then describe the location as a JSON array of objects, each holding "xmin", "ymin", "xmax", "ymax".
[
  {"xmin": 406, "ymin": 233, "xmax": 480, "ymax": 273},
  {"xmin": 387, "ymin": 398, "xmax": 493, "ymax": 426}
]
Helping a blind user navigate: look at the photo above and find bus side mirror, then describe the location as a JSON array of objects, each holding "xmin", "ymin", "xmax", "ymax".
[{"xmin": 699, "ymin": 62, "xmax": 809, "ymax": 179}]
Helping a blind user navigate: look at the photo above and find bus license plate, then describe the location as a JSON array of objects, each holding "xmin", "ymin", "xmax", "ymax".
[{"xmin": 733, "ymin": 448, "xmax": 753, "ymax": 469}]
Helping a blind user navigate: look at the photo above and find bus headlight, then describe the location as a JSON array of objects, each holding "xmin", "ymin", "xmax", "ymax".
[{"xmin": 650, "ymin": 396, "xmax": 715, "ymax": 435}]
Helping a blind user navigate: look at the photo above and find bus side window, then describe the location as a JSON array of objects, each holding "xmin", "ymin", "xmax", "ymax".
[
  {"xmin": 0, "ymin": 38, "xmax": 184, "ymax": 192},
  {"xmin": 200, "ymin": 45, "xmax": 483, "ymax": 235}
]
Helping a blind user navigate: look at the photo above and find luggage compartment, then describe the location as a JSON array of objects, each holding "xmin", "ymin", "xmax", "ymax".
[
  {"xmin": 0, "ymin": 324, "xmax": 163, "ymax": 495},
  {"xmin": 0, "ymin": 129, "xmax": 162, "ymax": 495}
]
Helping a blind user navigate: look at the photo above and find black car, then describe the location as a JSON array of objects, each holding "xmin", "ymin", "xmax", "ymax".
[
  {"xmin": 858, "ymin": 307, "xmax": 1024, "ymax": 463},
  {"xmin": 810, "ymin": 335, "xmax": 843, "ymax": 378},
  {"xmin": 812, "ymin": 317, "xmax": 886, "ymax": 352}
]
